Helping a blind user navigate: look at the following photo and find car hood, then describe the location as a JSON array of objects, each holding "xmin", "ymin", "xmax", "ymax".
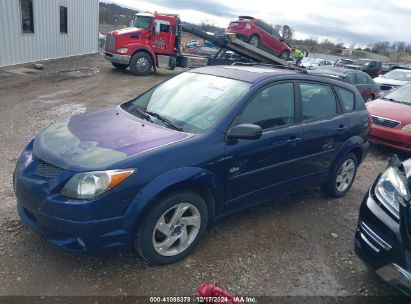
[
  {"xmin": 373, "ymin": 77, "xmax": 408, "ymax": 86},
  {"xmin": 367, "ymin": 99, "xmax": 411, "ymax": 123},
  {"xmin": 33, "ymin": 107, "xmax": 191, "ymax": 171}
]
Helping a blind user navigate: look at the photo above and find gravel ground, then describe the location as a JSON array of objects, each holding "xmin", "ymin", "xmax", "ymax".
[{"xmin": 0, "ymin": 54, "xmax": 409, "ymax": 299}]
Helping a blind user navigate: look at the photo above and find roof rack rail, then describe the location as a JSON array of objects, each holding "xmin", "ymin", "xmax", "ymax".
[{"xmin": 231, "ymin": 62, "xmax": 308, "ymax": 74}]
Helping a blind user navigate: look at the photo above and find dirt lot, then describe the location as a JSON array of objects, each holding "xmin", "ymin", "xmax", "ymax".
[{"xmin": 0, "ymin": 54, "xmax": 408, "ymax": 299}]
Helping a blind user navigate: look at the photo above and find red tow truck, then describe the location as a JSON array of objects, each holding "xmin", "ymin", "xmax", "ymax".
[{"xmin": 104, "ymin": 12, "xmax": 292, "ymax": 76}]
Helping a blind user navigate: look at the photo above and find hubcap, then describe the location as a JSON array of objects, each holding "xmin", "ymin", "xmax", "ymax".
[
  {"xmin": 336, "ymin": 159, "xmax": 356, "ymax": 192},
  {"xmin": 250, "ymin": 37, "xmax": 258, "ymax": 47},
  {"xmin": 152, "ymin": 203, "xmax": 201, "ymax": 257},
  {"xmin": 136, "ymin": 57, "xmax": 149, "ymax": 72}
]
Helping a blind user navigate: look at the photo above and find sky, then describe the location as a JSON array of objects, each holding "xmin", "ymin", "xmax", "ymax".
[{"xmin": 102, "ymin": 0, "xmax": 411, "ymax": 46}]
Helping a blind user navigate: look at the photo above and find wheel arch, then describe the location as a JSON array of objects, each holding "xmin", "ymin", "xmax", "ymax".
[
  {"xmin": 331, "ymin": 136, "xmax": 367, "ymax": 173},
  {"xmin": 123, "ymin": 167, "xmax": 223, "ymax": 235},
  {"xmin": 129, "ymin": 46, "xmax": 157, "ymax": 68}
]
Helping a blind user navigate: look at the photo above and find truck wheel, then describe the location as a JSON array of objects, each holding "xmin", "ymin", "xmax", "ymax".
[
  {"xmin": 111, "ymin": 62, "xmax": 129, "ymax": 70},
  {"xmin": 322, "ymin": 153, "xmax": 358, "ymax": 198},
  {"xmin": 135, "ymin": 190, "xmax": 208, "ymax": 265},
  {"xmin": 248, "ymin": 35, "xmax": 260, "ymax": 48},
  {"xmin": 130, "ymin": 52, "xmax": 153, "ymax": 76},
  {"xmin": 279, "ymin": 51, "xmax": 290, "ymax": 60}
]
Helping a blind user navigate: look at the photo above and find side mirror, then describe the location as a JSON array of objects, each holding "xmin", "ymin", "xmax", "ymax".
[
  {"xmin": 154, "ymin": 22, "xmax": 161, "ymax": 34},
  {"xmin": 227, "ymin": 124, "xmax": 262, "ymax": 140}
]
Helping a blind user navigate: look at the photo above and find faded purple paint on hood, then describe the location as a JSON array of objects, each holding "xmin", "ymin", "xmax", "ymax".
[{"xmin": 33, "ymin": 107, "xmax": 190, "ymax": 171}]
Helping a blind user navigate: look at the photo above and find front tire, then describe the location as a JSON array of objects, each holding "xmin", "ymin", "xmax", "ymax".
[
  {"xmin": 322, "ymin": 153, "xmax": 358, "ymax": 198},
  {"xmin": 130, "ymin": 52, "xmax": 153, "ymax": 76},
  {"xmin": 135, "ymin": 191, "xmax": 208, "ymax": 265},
  {"xmin": 279, "ymin": 51, "xmax": 290, "ymax": 60}
]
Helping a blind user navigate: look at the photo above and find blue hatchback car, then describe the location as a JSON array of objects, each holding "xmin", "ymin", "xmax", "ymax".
[{"xmin": 14, "ymin": 65, "xmax": 370, "ymax": 265}]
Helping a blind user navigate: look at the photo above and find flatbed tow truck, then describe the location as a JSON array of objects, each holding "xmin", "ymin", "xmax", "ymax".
[{"xmin": 104, "ymin": 12, "xmax": 292, "ymax": 76}]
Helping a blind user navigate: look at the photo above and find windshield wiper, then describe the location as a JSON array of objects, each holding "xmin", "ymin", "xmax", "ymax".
[
  {"xmin": 145, "ymin": 110, "xmax": 183, "ymax": 131},
  {"xmin": 128, "ymin": 105, "xmax": 152, "ymax": 122}
]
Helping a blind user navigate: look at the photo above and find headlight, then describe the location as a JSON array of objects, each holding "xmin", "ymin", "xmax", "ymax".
[
  {"xmin": 61, "ymin": 169, "xmax": 135, "ymax": 200},
  {"xmin": 402, "ymin": 124, "xmax": 411, "ymax": 131},
  {"xmin": 375, "ymin": 167, "xmax": 408, "ymax": 219},
  {"xmin": 117, "ymin": 48, "xmax": 129, "ymax": 54}
]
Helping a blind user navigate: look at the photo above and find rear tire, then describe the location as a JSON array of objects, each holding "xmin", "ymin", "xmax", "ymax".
[
  {"xmin": 135, "ymin": 190, "xmax": 208, "ymax": 266},
  {"xmin": 248, "ymin": 35, "xmax": 260, "ymax": 48},
  {"xmin": 130, "ymin": 52, "xmax": 153, "ymax": 76},
  {"xmin": 111, "ymin": 62, "xmax": 129, "ymax": 70},
  {"xmin": 322, "ymin": 153, "xmax": 358, "ymax": 198}
]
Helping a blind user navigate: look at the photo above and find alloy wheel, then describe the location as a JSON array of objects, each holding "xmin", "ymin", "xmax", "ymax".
[
  {"xmin": 152, "ymin": 203, "xmax": 201, "ymax": 257},
  {"xmin": 336, "ymin": 159, "xmax": 356, "ymax": 192}
]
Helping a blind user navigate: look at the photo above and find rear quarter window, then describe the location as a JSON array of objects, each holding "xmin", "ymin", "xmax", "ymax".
[{"xmin": 335, "ymin": 87, "xmax": 355, "ymax": 112}]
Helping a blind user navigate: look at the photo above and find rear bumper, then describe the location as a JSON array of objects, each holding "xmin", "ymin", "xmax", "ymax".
[
  {"xmin": 369, "ymin": 125, "xmax": 411, "ymax": 152},
  {"xmin": 104, "ymin": 51, "xmax": 131, "ymax": 65}
]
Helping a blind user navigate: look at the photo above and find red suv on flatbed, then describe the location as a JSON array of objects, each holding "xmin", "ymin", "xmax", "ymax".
[{"xmin": 226, "ymin": 16, "xmax": 291, "ymax": 60}]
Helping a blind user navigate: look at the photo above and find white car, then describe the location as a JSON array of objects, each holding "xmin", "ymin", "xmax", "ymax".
[
  {"xmin": 300, "ymin": 58, "xmax": 333, "ymax": 69},
  {"xmin": 374, "ymin": 68, "xmax": 411, "ymax": 95},
  {"xmin": 185, "ymin": 39, "xmax": 200, "ymax": 49}
]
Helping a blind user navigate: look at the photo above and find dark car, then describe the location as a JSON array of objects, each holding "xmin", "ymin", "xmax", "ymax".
[
  {"xmin": 354, "ymin": 155, "xmax": 411, "ymax": 296},
  {"xmin": 14, "ymin": 65, "xmax": 369, "ymax": 265},
  {"xmin": 346, "ymin": 59, "xmax": 383, "ymax": 78},
  {"xmin": 309, "ymin": 67, "xmax": 380, "ymax": 102},
  {"xmin": 226, "ymin": 16, "xmax": 291, "ymax": 59},
  {"xmin": 334, "ymin": 58, "xmax": 354, "ymax": 67}
]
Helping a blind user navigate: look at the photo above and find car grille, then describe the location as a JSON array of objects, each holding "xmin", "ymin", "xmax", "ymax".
[
  {"xmin": 105, "ymin": 34, "xmax": 115, "ymax": 50},
  {"xmin": 371, "ymin": 115, "xmax": 400, "ymax": 128},
  {"xmin": 35, "ymin": 159, "xmax": 63, "ymax": 178}
]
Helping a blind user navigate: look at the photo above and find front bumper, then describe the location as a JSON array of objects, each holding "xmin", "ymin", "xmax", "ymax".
[
  {"xmin": 377, "ymin": 263, "xmax": 411, "ymax": 296},
  {"xmin": 354, "ymin": 182, "xmax": 411, "ymax": 296},
  {"xmin": 104, "ymin": 51, "xmax": 131, "ymax": 65},
  {"xmin": 17, "ymin": 202, "xmax": 130, "ymax": 253},
  {"xmin": 369, "ymin": 124, "xmax": 411, "ymax": 153}
]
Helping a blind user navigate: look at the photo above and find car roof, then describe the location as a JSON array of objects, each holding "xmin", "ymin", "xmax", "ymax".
[
  {"xmin": 189, "ymin": 65, "xmax": 301, "ymax": 83},
  {"xmin": 310, "ymin": 66, "xmax": 359, "ymax": 75}
]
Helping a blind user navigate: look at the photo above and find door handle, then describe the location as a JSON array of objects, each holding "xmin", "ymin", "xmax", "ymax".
[
  {"xmin": 337, "ymin": 125, "xmax": 347, "ymax": 131},
  {"xmin": 286, "ymin": 137, "xmax": 301, "ymax": 145}
]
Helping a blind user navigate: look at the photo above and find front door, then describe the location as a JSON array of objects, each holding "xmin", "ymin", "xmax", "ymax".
[
  {"xmin": 151, "ymin": 19, "xmax": 172, "ymax": 55},
  {"xmin": 355, "ymin": 72, "xmax": 372, "ymax": 101},
  {"xmin": 224, "ymin": 82, "xmax": 303, "ymax": 211}
]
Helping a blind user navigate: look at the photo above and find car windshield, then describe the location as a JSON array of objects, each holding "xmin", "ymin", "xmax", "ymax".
[
  {"xmin": 383, "ymin": 84, "xmax": 411, "ymax": 104},
  {"xmin": 383, "ymin": 70, "xmax": 411, "ymax": 81},
  {"xmin": 133, "ymin": 16, "xmax": 152, "ymax": 29},
  {"xmin": 353, "ymin": 59, "xmax": 371, "ymax": 66},
  {"xmin": 122, "ymin": 72, "xmax": 250, "ymax": 133}
]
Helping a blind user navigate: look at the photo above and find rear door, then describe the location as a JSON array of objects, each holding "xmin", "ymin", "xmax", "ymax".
[
  {"xmin": 298, "ymin": 81, "xmax": 350, "ymax": 176},
  {"xmin": 355, "ymin": 72, "xmax": 372, "ymax": 101},
  {"xmin": 224, "ymin": 81, "xmax": 303, "ymax": 210}
]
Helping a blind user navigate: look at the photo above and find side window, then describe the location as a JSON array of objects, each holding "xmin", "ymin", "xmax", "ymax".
[
  {"xmin": 345, "ymin": 73, "xmax": 355, "ymax": 84},
  {"xmin": 237, "ymin": 83, "xmax": 295, "ymax": 130},
  {"xmin": 300, "ymin": 83, "xmax": 337, "ymax": 120},
  {"xmin": 356, "ymin": 73, "xmax": 368, "ymax": 84},
  {"xmin": 160, "ymin": 23, "xmax": 170, "ymax": 33},
  {"xmin": 335, "ymin": 87, "xmax": 355, "ymax": 112},
  {"xmin": 365, "ymin": 74, "xmax": 374, "ymax": 85},
  {"xmin": 21, "ymin": 0, "xmax": 34, "ymax": 33},
  {"xmin": 60, "ymin": 6, "xmax": 68, "ymax": 34}
]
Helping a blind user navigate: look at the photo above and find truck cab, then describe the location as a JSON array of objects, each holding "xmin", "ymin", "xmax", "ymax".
[{"xmin": 104, "ymin": 12, "xmax": 182, "ymax": 75}]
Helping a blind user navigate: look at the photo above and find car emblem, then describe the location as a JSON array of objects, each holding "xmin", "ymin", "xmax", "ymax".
[{"xmin": 378, "ymin": 117, "xmax": 384, "ymax": 123}]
